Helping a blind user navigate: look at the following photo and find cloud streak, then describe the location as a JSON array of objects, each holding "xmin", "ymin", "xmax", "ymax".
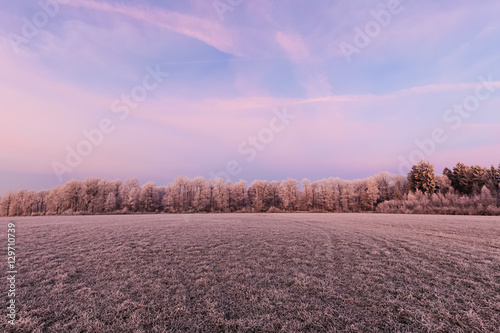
[{"xmin": 66, "ymin": 0, "xmax": 240, "ymax": 56}]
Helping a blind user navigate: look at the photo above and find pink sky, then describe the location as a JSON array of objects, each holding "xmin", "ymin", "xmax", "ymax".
[{"xmin": 1, "ymin": 0, "xmax": 500, "ymax": 193}]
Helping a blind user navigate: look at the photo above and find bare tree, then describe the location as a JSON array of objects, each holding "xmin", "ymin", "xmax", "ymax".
[
  {"xmin": 105, "ymin": 192, "xmax": 117, "ymax": 213},
  {"xmin": 228, "ymin": 180, "xmax": 246, "ymax": 212},
  {"xmin": 320, "ymin": 178, "xmax": 337, "ymax": 212},
  {"xmin": 392, "ymin": 175, "xmax": 407, "ymax": 200},
  {"xmin": 301, "ymin": 178, "xmax": 312, "ymax": 211},
  {"xmin": 435, "ymin": 174, "xmax": 452, "ymax": 195},
  {"xmin": 0, "ymin": 192, "xmax": 15, "ymax": 216},
  {"xmin": 249, "ymin": 180, "xmax": 268, "ymax": 212},
  {"xmin": 214, "ymin": 178, "xmax": 230, "ymax": 212},
  {"xmin": 281, "ymin": 178, "xmax": 299, "ymax": 212},
  {"xmin": 375, "ymin": 172, "xmax": 392, "ymax": 202},
  {"xmin": 139, "ymin": 182, "xmax": 159, "ymax": 213},
  {"xmin": 192, "ymin": 177, "xmax": 209, "ymax": 212},
  {"xmin": 83, "ymin": 178, "xmax": 100, "ymax": 213},
  {"xmin": 162, "ymin": 186, "xmax": 175, "ymax": 213},
  {"xmin": 260, "ymin": 181, "xmax": 281, "ymax": 210},
  {"xmin": 62, "ymin": 180, "xmax": 83, "ymax": 213},
  {"xmin": 364, "ymin": 177, "xmax": 380, "ymax": 210},
  {"xmin": 339, "ymin": 180, "xmax": 355, "ymax": 212}
]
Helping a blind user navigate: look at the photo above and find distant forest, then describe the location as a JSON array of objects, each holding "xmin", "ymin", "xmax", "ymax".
[{"xmin": 1, "ymin": 161, "xmax": 499, "ymax": 217}]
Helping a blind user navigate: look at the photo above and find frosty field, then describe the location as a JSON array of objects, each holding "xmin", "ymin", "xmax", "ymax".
[{"xmin": 2, "ymin": 213, "xmax": 499, "ymax": 332}]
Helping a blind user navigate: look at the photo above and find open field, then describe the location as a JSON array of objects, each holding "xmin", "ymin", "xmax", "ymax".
[{"xmin": 1, "ymin": 214, "xmax": 499, "ymax": 332}]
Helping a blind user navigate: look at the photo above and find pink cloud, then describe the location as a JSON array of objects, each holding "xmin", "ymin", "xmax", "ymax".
[
  {"xmin": 67, "ymin": 0, "xmax": 241, "ymax": 56},
  {"xmin": 275, "ymin": 31, "xmax": 310, "ymax": 63},
  {"xmin": 391, "ymin": 80, "xmax": 500, "ymax": 97}
]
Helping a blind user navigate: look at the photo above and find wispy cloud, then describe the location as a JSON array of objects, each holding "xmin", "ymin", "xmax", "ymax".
[
  {"xmin": 276, "ymin": 31, "xmax": 310, "ymax": 64},
  {"xmin": 67, "ymin": 0, "xmax": 240, "ymax": 56}
]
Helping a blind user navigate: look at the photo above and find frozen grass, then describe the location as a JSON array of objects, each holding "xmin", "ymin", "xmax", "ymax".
[{"xmin": 1, "ymin": 213, "xmax": 499, "ymax": 332}]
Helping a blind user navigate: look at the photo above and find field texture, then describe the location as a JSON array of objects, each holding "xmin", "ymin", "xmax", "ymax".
[{"xmin": 1, "ymin": 214, "xmax": 499, "ymax": 332}]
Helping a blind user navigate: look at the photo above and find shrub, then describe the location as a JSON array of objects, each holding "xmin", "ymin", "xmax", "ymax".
[{"xmin": 267, "ymin": 206, "xmax": 283, "ymax": 213}]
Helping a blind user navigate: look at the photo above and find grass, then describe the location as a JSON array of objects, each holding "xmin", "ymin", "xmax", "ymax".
[{"xmin": 1, "ymin": 213, "xmax": 499, "ymax": 332}]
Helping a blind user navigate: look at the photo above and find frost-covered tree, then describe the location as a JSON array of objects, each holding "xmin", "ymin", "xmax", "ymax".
[
  {"xmin": 266, "ymin": 181, "xmax": 282, "ymax": 210},
  {"xmin": 408, "ymin": 161, "xmax": 436, "ymax": 194},
  {"xmin": 364, "ymin": 177, "xmax": 380, "ymax": 210},
  {"xmin": 435, "ymin": 174, "xmax": 452, "ymax": 195},
  {"xmin": 0, "ymin": 192, "xmax": 15, "ymax": 216},
  {"xmin": 470, "ymin": 165, "xmax": 488, "ymax": 195},
  {"xmin": 128, "ymin": 186, "xmax": 141, "ymax": 213},
  {"xmin": 192, "ymin": 177, "xmax": 209, "ymax": 212},
  {"xmin": 281, "ymin": 178, "xmax": 299, "ymax": 211},
  {"xmin": 339, "ymin": 180, "xmax": 355, "ymax": 212},
  {"xmin": 490, "ymin": 165, "xmax": 500, "ymax": 191},
  {"xmin": 139, "ymin": 182, "xmax": 159, "ymax": 212},
  {"xmin": 480, "ymin": 185, "xmax": 495, "ymax": 207},
  {"xmin": 392, "ymin": 175, "xmax": 407, "ymax": 200},
  {"xmin": 164, "ymin": 176, "xmax": 192, "ymax": 213},
  {"xmin": 173, "ymin": 176, "xmax": 191, "ymax": 212},
  {"xmin": 83, "ymin": 178, "xmax": 100, "ymax": 213},
  {"xmin": 46, "ymin": 186, "xmax": 63, "ymax": 215},
  {"xmin": 444, "ymin": 163, "xmax": 493, "ymax": 196},
  {"xmin": 1, "ymin": 163, "xmax": 499, "ymax": 216},
  {"xmin": 162, "ymin": 186, "xmax": 175, "ymax": 213},
  {"xmin": 105, "ymin": 192, "xmax": 117, "ymax": 212},
  {"xmin": 444, "ymin": 163, "xmax": 471, "ymax": 195},
  {"xmin": 8, "ymin": 190, "xmax": 26, "ymax": 216},
  {"xmin": 214, "ymin": 178, "xmax": 230, "ymax": 212},
  {"xmin": 231, "ymin": 180, "xmax": 248, "ymax": 212},
  {"xmin": 329, "ymin": 177, "xmax": 342, "ymax": 211},
  {"xmin": 249, "ymin": 180, "xmax": 268, "ymax": 212},
  {"xmin": 375, "ymin": 172, "xmax": 392, "ymax": 201},
  {"xmin": 300, "ymin": 178, "xmax": 312, "ymax": 211},
  {"xmin": 21, "ymin": 191, "xmax": 37, "ymax": 216},
  {"xmin": 32, "ymin": 191, "xmax": 48, "ymax": 215},
  {"xmin": 313, "ymin": 179, "xmax": 333, "ymax": 211},
  {"xmin": 109, "ymin": 179, "xmax": 123, "ymax": 210},
  {"xmin": 62, "ymin": 180, "xmax": 83, "ymax": 212},
  {"xmin": 92, "ymin": 180, "xmax": 114, "ymax": 213}
]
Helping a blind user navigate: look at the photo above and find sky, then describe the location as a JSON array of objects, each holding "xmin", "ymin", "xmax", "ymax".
[{"xmin": 1, "ymin": 0, "xmax": 500, "ymax": 194}]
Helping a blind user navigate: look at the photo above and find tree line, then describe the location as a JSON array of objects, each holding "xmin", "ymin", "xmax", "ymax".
[
  {"xmin": 1, "ymin": 161, "xmax": 499, "ymax": 217},
  {"xmin": 379, "ymin": 161, "xmax": 500, "ymax": 215}
]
